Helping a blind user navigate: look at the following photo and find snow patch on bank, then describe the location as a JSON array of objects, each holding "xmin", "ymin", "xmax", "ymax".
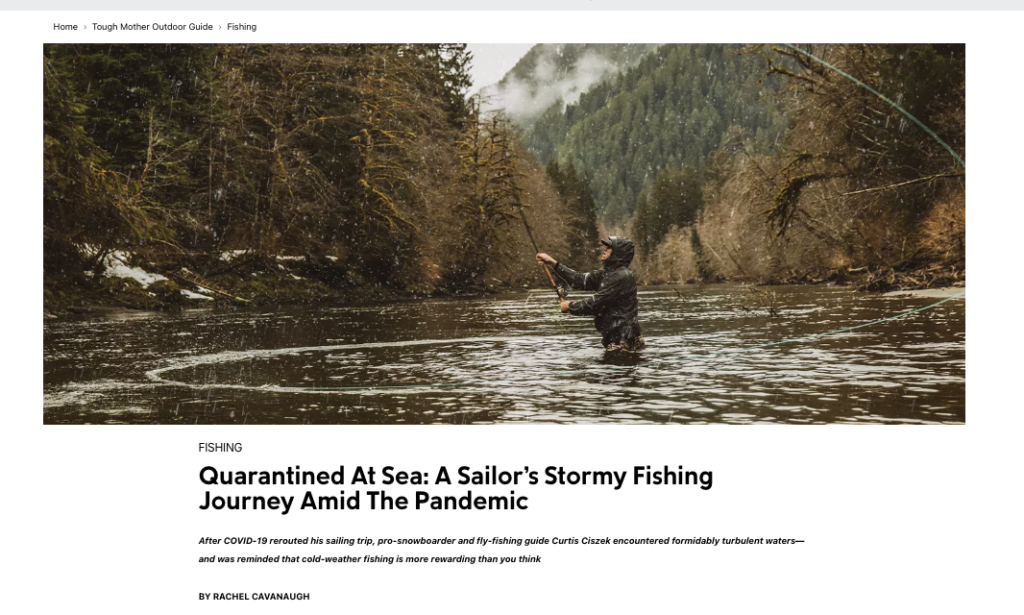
[
  {"xmin": 181, "ymin": 289, "xmax": 214, "ymax": 301},
  {"xmin": 99, "ymin": 251, "xmax": 216, "ymax": 301},
  {"xmin": 101, "ymin": 252, "xmax": 167, "ymax": 287},
  {"xmin": 219, "ymin": 249, "xmax": 249, "ymax": 262}
]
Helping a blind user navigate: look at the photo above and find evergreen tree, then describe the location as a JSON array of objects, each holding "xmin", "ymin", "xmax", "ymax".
[
  {"xmin": 690, "ymin": 226, "xmax": 713, "ymax": 281},
  {"xmin": 645, "ymin": 165, "xmax": 703, "ymax": 247},
  {"xmin": 546, "ymin": 160, "xmax": 600, "ymax": 267},
  {"xmin": 442, "ymin": 112, "xmax": 528, "ymax": 292}
]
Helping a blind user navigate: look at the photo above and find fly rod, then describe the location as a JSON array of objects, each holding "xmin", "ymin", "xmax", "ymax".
[{"xmin": 516, "ymin": 204, "xmax": 565, "ymax": 302}]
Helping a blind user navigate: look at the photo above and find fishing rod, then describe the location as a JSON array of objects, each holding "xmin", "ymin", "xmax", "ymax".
[{"xmin": 515, "ymin": 204, "xmax": 565, "ymax": 302}]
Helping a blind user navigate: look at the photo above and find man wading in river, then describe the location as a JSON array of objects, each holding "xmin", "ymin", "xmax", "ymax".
[{"xmin": 536, "ymin": 236, "xmax": 644, "ymax": 352}]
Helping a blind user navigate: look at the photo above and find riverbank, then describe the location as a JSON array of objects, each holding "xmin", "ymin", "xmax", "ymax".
[
  {"xmin": 42, "ymin": 249, "xmax": 511, "ymax": 318},
  {"xmin": 43, "ymin": 247, "xmax": 966, "ymax": 319}
]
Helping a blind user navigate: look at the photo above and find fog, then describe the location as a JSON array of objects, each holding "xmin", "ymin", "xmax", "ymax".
[{"xmin": 480, "ymin": 46, "xmax": 622, "ymax": 122}]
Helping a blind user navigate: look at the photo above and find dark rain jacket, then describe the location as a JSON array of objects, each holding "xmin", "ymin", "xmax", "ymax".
[{"xmin": 553, "ymin": 237, "xmax": 642, "ymax": 347}]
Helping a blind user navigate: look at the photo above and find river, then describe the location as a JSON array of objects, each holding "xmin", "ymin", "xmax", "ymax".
[{"xmin": 43, "ymin": 284, "xmax": 965, "ymax": 424}]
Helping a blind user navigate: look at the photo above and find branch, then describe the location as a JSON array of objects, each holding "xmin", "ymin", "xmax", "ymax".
[{"xmin": 840, "ymin": 173, "xmax": 965, "ymax": 197}]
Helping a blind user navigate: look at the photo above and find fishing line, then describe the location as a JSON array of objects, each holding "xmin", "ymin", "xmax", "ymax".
[{"xmin": 778, "ymin": 44, "xmax": 965, "ymax": 168}]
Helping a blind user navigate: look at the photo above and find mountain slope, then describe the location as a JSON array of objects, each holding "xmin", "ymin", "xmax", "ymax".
[
  {"xmin": 479, "ymin": 43, "xmax": 659, "ymax": 127},
  {"xmin": 522, "ymin": 44, "xmax": 791, "ymax": 220}
]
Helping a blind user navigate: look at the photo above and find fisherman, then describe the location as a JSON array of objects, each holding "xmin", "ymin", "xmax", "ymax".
[{"xmin": 536, "ymin": 236, "xmax": 644, "ymax": 352}]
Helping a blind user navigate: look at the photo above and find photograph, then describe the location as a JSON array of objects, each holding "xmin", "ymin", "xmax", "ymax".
[{"xmin": 42, "ymin": 42, "xmax": 966, "ymax": 425}]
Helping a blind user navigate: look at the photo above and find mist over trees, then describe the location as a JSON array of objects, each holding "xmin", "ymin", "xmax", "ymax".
[{"xmin": 480, "ymin": 43, "xmax": 658, "ymax": 128}]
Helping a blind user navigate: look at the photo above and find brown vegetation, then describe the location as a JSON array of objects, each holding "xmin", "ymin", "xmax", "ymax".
[
  {"xmin": 43, "ymin": 44, "xmax": 574, "ymax": 312},
  {"xmin": 631, "ymin": 44, "xmax": 965, "ymax": 291}
]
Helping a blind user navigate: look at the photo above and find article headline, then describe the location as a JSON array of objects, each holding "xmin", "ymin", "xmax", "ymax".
[{"xmin": 198, "ymin": 465, "xmax": 714, "ymax": 514}]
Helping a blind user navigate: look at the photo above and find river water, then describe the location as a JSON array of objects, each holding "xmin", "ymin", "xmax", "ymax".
[{"xmin": 43, "ymin": 285, "xmax": 965, "ymax": 425}]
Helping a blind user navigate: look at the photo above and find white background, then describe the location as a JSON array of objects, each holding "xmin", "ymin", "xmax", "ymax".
[{"xmin": 10, "ymin": 10, "xmax": 1019, "ymax": 614}]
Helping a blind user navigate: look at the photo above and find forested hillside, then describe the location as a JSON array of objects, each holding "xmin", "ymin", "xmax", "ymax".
[
  {"xmin": 43, "ymin": 44, "xmax": 575, "ymax": 311},
  {"xmin": 524, "ymin": 44, "xmax": 791, "ymax": 221}
]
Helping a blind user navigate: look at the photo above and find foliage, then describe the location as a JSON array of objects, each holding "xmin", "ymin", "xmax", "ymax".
[
  {"xmin": 43, "ymin": 51, "xmax": 177, "ymax": 272},
  {"xmin": 745, "ymin": 44, "xmax": 966, "ymax": 276},
  {"xmin": 43, "ymin": 44, "xmax": 571, "ymax": 301},
  {"xmin": 919, "ymin": 193, "xmax": 965, "ymax": 265},
  {"xmin": 442, "ymin": 112, "xmax": 529, "ymax": 291}
]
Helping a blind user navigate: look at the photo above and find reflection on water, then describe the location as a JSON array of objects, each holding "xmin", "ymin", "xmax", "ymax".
[{"xmin": 43, "ymin": 285, "xmax": 965, "ymax": 424}]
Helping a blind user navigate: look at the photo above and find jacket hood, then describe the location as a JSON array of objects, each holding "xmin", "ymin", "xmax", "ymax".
[{"xmin": 603, "ymin": 236, "xmax": 635, "ymax": 269}]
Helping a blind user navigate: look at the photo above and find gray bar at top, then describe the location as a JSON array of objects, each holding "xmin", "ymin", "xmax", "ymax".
[{"xmin": 9, "ymin": 1, "xmax": 1023, "ymax": 9}]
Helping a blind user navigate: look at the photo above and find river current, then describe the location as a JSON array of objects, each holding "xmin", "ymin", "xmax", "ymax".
[{"xmin": 43, "ymin": 285, "xmax": 965, "ymax": 424}]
